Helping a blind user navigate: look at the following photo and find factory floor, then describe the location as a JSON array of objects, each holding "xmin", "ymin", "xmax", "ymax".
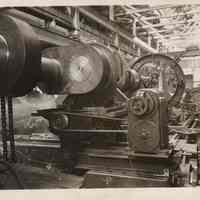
[
  {"xmin": 0, "ymin": 133, "xmax": 84, "ymax": 189},
  {"xmin": 0, "ymin": 132, "xmax": 199, "ymax": 189},
  {"xmin": 10, "ymin": 163, "xmax": 84, "ymax": 189}
]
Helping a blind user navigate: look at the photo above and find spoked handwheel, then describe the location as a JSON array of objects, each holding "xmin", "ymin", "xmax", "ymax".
[
  {"xmin": 0, "ymin": 160, "xmax": 24, "ymax": 189},
  {"xmin": 129, "ymin": 54, "xmax": 185, "ymax": 106}
]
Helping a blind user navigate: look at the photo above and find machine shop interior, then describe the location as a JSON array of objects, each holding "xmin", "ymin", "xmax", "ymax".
[{"xmin": 1, "ymin": 4, "xmax": 200, "ymax": 189}]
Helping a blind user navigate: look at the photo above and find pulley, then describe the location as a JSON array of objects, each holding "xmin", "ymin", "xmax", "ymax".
[
  {"xmin": 89, "ymin": 43, "xmax": 124, "ymax": 87},
  {"xmin": 129, "ymin": 89, "xmax": 156, "ymax": 116},
  {"xmin": 41, "ymin": 43, "xmax": 104, "ymax": 94},
  {"xmin": 128, "ymin": 54, "xmax": 185, "ymax": 106},
  {"xmin": 41, "ymin": 42, "xmax": 124, "ymax": 97},
  {"xmin": 128, "ymin": 89, "xmax": 168, "ymax": 153}
]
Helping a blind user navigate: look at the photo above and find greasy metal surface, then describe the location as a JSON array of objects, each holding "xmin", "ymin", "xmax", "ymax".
[
  {"xmin": 42, "ymin": 42, "xmax": 124, "ymax": 102},
  {"xmin": 129, "ymin": 120, "xmax": 160, "ymax": 153},
  {"xmin": 128, "ymin": 89, "xmax": 168, "ymax": 153},
  {"xmin": 119, "ymin": 69, "xmax": 141, "ymax": 92},
  {"xmin": 42, "ymin": 43, "xmax": 104, "ymax": 94},
  {"xmin": 40, "ymin": 57, "xmax": 63, "ymax": 94},
  {"xmin": 129, "ymin": 90, "xmax": 156, "ymax": 116},
  {"xmin": 0, "ymin": 14, "xmax": 41, "ymax": 96},
  {"xmin": 90, "ymin": 43, "xmax": 124, "ymax": 87}
]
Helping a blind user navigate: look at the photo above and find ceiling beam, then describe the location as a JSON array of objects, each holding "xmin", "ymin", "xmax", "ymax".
[
  {"xmin": 133, "ymin": 5, "xmax": 184, "ymax": 13},
  {"xmin": 116, "ymin": 5, "xmax": 182, "ymax": 17},
  {"xmin": 143, "ymin": 10, "xmax": 200, "ymax": 21},
  {"xmin": 160, "ymin": 31, "xmax": 200, "ymax": 40},
  {"xmin": 137, "ymin": 17, "xmax": 200, "ymax": 30},
  {"xmin": 122, "ymin": 6, "xmax": 165, "ymax": 40},
  {"xmin": 5, "ymin": 8, "xmax": 134, "ymax": 56},
  {"xmin": 138, "ymin": 29, "xmax": 173, "ymax": 35},
  {"xmin": 78, "ymin": 6, "xmax": 158, "ymax": 53}
]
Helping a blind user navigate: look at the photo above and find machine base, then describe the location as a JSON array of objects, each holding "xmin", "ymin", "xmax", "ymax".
[
  {"xmin": 81, "ymin": 169, "xmax": 170, "ymax": 188},
  {"xmin": 76, "ymin": 147, "xmax": 178, "ymax": 187}
]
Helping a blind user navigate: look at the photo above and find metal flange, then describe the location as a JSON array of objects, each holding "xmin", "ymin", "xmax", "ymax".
[{"xmin": 41, "ymin": 42, "xmax": 124, "ymax": 100}]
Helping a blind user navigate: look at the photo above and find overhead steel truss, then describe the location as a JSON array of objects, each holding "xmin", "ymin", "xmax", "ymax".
[
  {"xmin": 1, "ymin": 6, "xmax": 158, "ymax": 55},
  {"xmin": 2, "ymin": 5, "xmax": 200, "ymax": 54}
]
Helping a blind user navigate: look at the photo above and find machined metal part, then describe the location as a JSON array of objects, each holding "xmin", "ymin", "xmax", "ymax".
[
  {"xmin": 129, "ymin": 90, "xmax": 156, "ymax": 116},
  {"xmin": 42, "ymin": 43, "xmax": 104, "ymax": 94},
  {"xmin": 122, "ymin": 69, "xmax": 141, "ymax": 92},
  {"xmin": 0, "ymin": 14, "xmax": 41, "ymax": 97},
  {"xmin": 129, "ymin": 120, "xmax": 160, "ymax": 152},
  {"xmin": 40, "ymin": 57, "xmax": 63, "ymax": 94},
  {"xmin": 89, "ymin": 43, "xmax": 124, "ymax": 88},
  {"xmin": 0, "ymin": 15, "xmax": 119, "ymax": 97},
  {"xmin": 42, "ymin": 42, "xmax": 124, "ymax": 97},
  {"xmin": 0, "ymin": 14, "xmax": 128, "ymax": 101},
  {"xmin": 129, "ymin": 54, "xmax": 185, "ymax": 106},
  {"xmin": 128, "ymin": 89, "xmax": 168, "ymax": 153},
  {"xmin": 50, "ymin": 114, "xmax": 69, "ymax": 130}
]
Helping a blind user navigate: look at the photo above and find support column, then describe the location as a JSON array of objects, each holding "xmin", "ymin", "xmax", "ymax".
[{"xmin": 109, "ymin": 6, "xmax": 114, "ymax": 21}]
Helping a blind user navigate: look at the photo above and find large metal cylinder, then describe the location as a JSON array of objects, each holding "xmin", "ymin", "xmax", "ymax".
[
  {"xmin": 0, "ymin": 15, "xmax": 125, "ymax": 98},
  {"xmin": 0, "ymin": 14, "xmax": 41, "ymax": 97},
  {"xmin": 41, "ymin": 42, "xmax": 124, "ymax": 96},
  {"xmin": 40, "ymin": 57, "xmax": 63, "ymax": 94}
]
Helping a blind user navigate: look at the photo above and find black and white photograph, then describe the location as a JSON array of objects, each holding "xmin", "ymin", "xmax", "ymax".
[{"xmin": 0, "ymin": 1, "xmax": 200, "ymax": 193}]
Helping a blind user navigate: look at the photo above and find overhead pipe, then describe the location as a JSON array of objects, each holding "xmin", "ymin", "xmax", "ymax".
[{"xmin": 133, "ymin": 37, "xmax": 158, "ymax": 54}]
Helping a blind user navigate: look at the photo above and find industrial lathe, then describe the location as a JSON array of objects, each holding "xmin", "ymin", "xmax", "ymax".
[{"xmin": 0, "ymin": 13, "xmax": 198, "ymax": 188}]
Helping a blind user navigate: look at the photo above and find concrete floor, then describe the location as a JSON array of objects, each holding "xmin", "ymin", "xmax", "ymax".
[{"xmin": 13, "ymin": 164, "xmax": 84, "ymax": 189}]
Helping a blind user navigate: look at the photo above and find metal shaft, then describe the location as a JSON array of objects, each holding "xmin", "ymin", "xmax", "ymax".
[{"xmin": 40, "ymin": 57, "xmax": 63, "ymax": 94}]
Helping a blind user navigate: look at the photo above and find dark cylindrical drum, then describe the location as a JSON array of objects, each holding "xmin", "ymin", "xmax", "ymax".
[
  {"xmin": 41, "ymin": 42, "xmax": 124, "ymax": 96},
  {"xmin": 0, "ymin": 14, "xmax": 41, "ymax": 96}
]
